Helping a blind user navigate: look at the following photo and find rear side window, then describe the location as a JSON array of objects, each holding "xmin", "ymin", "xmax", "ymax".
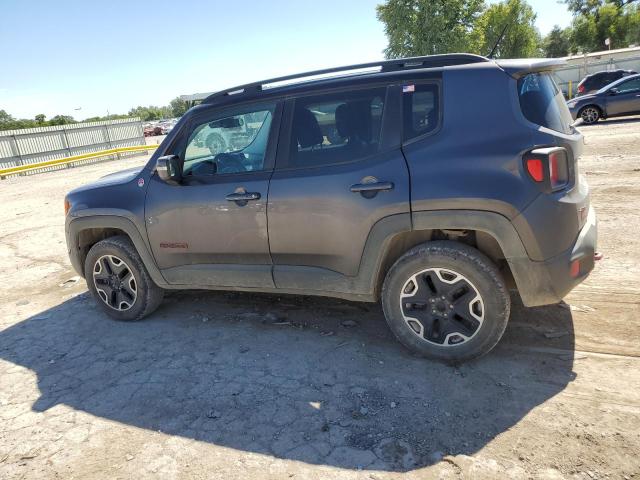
[
  {"xmin": 615, "ymin": 77, "xmax": 640, "ymax": 93},
  {"xmin": 287, "ymin": 88, "xmax": 386, "ymax": 168},
  {"xmin": 403, "ymin": 83, "xmax": 440, "ymax": 142},
  {"xmin": 518, "ymin": 73, "xmax": 573, "ymax": 133}
]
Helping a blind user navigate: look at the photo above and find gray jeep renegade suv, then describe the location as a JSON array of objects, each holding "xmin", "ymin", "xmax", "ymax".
[{"xmin": 65, "ymin": 54, "xmax": 597, "ymax": 362}]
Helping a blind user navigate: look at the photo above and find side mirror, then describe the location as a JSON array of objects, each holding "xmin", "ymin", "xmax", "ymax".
[
  {"xmin": 609, "ymin": 88, "xmax": 619, "ymax": 96},
  {"xmin": 156, "ymin": 155, "xmax": 182, "ymax": 185}
]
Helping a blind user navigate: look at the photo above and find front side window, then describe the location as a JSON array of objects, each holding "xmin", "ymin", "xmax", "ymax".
[
  {"xmin": 518, "ymin": 73, "xmax": 573, "ymax": 133},
  {"xmin": 403, "ymin": 83, "xmax": 440, "ymax": 142},
  {"xmin": 615, "ymin": 78, "xmax": 640, "ymax": 94},
  {"xmin": 182, "ymin": 103, "xmax": 276, "ymax": 176},
  {"xmin": 288, "ymin": 88, "xmax": 386, "ymax": 168}
]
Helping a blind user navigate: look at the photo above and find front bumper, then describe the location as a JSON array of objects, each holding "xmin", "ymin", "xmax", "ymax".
[{"xmin": 508, "ymin": 206, "xmax": 597, "ymax": 307}]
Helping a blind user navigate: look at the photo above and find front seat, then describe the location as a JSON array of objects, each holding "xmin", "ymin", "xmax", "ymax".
[{"xmin": 292, "ymin": 107, "xmax": 324, "ymax": 166}]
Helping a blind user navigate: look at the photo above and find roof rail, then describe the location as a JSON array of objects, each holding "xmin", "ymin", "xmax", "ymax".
[{"xmin": 202, "ymin": 53, "xmax": 488, "ymax": 105}]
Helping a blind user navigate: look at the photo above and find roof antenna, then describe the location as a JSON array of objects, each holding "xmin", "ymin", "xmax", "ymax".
[{"xmin": 488, "ymin": 22, "xmax": 510, "ymax": 58}]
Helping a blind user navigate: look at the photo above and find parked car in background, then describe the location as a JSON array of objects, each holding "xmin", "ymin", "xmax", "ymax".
[
  {"xmin": 159, "ymin": 120, "xmax": 176, "ymax": 135},
  {"xmin": 577, "ymin": 69, "xmax": 637, "ymax": 96},
  {"xmin": 567, "ymin": 73, "xmax": 640, "ymax": 124},
  {"xmin": 143, "ymin": 123, "xmax": 162, "ymax": 137}
]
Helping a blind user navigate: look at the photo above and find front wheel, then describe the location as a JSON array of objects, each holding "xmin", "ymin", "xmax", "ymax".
[
  {"xmin": 84, "ymin": 236, "xmax": 164, "ymax": 321},
  {"xmin": 579, "ymin": 106, "xmax": 600, "ymax": 124},
  {"xmin": 381, "ymin": 241, "xmax": 510, "ymax": 363}
]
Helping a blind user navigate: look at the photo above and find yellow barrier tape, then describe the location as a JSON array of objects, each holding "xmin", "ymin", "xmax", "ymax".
[{"xmin": 0, "ymin": 144, "xmax": 159, "ymax": 177}]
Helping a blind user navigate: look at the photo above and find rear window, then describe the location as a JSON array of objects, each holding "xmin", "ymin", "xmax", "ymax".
[
  {"xmin": 518, "ymin": 73, "xmax": 573, "ymax": 133},
  {"xmin": 402, "ymin": 83, "xmax": 440, "ymax": 141}
]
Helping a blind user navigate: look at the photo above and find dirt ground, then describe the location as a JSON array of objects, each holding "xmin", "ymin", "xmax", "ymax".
[{"xmin": 1, "ymin": 120, "xmax": 639, "ymax": 479}]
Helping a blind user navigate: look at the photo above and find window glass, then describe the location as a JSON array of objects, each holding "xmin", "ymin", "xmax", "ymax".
[
  {"xmin": 288, "ymin": 88, "xmax": 386, "ymax": 168},
  {"xmin": 403, "ymin": 83, "xmax": 440, "ymax": 141},
  {"xmin": 182, "ymin": 104, "xmax": 275, "ymax": 176},
  {"xmin": 615, "ymin": 78, "xmax": 640, "ymax": 93},
  {"xmin": 518, "ymin": 73, "xmax": 573, "ymax": 133}
]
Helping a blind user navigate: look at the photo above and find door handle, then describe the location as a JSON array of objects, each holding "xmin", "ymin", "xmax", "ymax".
[
  {"xmin": 349, "ymin": 181, "xmax": 394, "ymax": 193},
  {"xmin": 225, "ymin": 191, "xmax": 261, "ymax": 202}
]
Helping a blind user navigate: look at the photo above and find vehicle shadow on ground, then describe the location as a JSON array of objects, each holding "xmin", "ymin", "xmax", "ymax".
[{"xmin": 0, "ymin": 291, "xmax": 575, "ymax": 472}]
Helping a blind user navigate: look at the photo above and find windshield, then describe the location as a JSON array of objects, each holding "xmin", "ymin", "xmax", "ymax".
[{"xmin": 518, "ymin": 73, "xmax": 573, "ymax": 134}]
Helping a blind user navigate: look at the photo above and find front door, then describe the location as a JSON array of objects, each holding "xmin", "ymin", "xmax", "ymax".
[
  {"xmin": 267, "ymin": 86, "xmax": 410, "ymax": 290},
  {"xmin": 606, "ymin": 77, "xmax": 640, "ymax": 116},
  {"xmin": 145, "ymin": 101, "xmax": 282, "ymax": 287}
]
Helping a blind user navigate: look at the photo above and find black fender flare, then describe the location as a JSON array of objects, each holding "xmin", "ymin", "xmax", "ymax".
[
  {"xmin": 363, "ymin": 210, "xmax": 533, "ymax": 301},
  {"xmin": 65, "ymin": 212, "xmax": 168, "ymax": 287}
]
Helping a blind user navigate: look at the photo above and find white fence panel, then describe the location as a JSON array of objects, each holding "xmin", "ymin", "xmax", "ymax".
[{"xmin": 0, "ymin": 118, "xmax": 145, "ymax": 172}]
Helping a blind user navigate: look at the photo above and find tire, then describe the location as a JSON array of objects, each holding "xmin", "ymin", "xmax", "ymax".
[
  {"xmin": 579, "ymin": 105, "xmax": 601, "ymax": 124},
  {"xmin": 381, "ymin": 241, "xmax": 510, "ymax": 363},
  {"xmin": 205, "ymin": 132, "xmax": 227, "ymax": 154},
  {"xmin": 84, "ymin": 235, "xmax": 164, "ymax": 321}
]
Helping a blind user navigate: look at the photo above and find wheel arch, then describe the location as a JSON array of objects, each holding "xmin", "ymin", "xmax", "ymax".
[
  {"xmin": 578, "ymin": 103, "xmax": 604, "ymax": 120},
  {"xmin": 369, "ymin": 210, "xmax": 529, "ymax": 300},
  {"xmin": 66, "ymin": 215, "xmax": 167, "ymax": 287}
]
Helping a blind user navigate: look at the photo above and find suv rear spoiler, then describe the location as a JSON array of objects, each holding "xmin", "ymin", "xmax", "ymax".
[{"xmin": 496, "ymin": 58, "xmax": 567, "ymax": 79}]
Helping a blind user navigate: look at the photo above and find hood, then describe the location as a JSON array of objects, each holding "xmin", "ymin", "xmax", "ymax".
[
  {"xmin": 68, "ymin": 166, "xmax": 143, "ymax": 194},
  {"xmin": 98, "ymin": 166, "xmax": 143, "ymax": 184},
  {"xmin": 568, "ymin": 93, "xmax": 598, "ymax": 105}
]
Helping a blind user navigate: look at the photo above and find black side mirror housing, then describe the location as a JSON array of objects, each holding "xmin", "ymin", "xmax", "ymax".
[
  {"xmin": 609, "ymin": 88, "xmax": 618, "ymax": 96},
  {"xmin": 156, "ymin": 155, "xmax": 182, "ymax": 185}
]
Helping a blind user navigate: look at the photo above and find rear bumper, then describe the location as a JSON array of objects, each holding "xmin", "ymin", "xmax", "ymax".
[{"xmin": 509, "ymin": 206, "xmax": 597, "ymax": 306}]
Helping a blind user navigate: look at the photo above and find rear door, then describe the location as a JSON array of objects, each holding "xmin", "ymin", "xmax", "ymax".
[
  {"xmin": 606, "ymin": 77, "xmax": 640, "ymax": 116},
  {"xmin": 267, "ymin": 85, "xmax": 409, "ymax": 287}
]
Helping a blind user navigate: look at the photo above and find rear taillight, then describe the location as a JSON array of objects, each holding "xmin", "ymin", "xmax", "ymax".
[
  {"xmin": 526, "ymin": 158, "xmax": 544, "ymax": 182},
  {"xmin": 524, "ymin": 147, "xmax": 570, "ymax": 192},
  {"xmin": 577, "ymin": 84, "xmax": 585, "ymax": 93}
]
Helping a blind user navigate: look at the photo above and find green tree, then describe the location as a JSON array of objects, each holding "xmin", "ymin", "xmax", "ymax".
[
  {"xmin": 566, "ymin": 0, "xmax": 640, "ymax": 52},
  {"xmin": 0, "ymin": 110, "xmax": 15, "ymax": 126},
  {"xmin": 169, "ymin": 97, "xmax": 189, "ymax": 117},
  {"xmin": 48, "ymin": 115, "xmax": 76, "ymax": 126},
  {"xmin": 565, "ymin": 0, "xmax": 639, "ymax": 16},
  {"xmin": 128, "ymin": 105, "xmax": 171, "ymax": 121},
  {"xmin": 543, "ymin": 25, "xmax": 572, "ymax": 57},
  {"xmin": 475, "ymin": 0, "xmax": 541, "ymax": 58},
  {"xmin": 35, "ymin": 114, "xmax": 46, "ymax": 125},
  {"xmin": 376, "ymin": 0, "xmax": 486, "ymax": 58}
]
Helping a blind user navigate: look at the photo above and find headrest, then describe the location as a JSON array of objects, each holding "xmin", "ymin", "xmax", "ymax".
[
  {"xmin": 293, "ymin": 107, "xmax": 323, "ymax": 149},
  {"xmin": 334, "ymin": 102, "xmax": 372, "ymax": 142}
]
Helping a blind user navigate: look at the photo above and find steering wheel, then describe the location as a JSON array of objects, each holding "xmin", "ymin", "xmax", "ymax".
[
  {"xmin": 215, "ymin": 153, "xmax": 246, "ymax": 174},
  {"xmin": 188, "ymin": 159, "xmax": 217, "ymax": 176}
]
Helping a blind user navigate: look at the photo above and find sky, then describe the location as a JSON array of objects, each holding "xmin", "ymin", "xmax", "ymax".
[{"xmin": 0, "ymin": 0, "xmax": 574, "ymax": 120}]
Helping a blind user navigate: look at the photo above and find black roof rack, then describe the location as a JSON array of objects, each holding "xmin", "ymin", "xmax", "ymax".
[{"xmin": 202, "ymin": 53, "xmax": 488, "ymax": 105}]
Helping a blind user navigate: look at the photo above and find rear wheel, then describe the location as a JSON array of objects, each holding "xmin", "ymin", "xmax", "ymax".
[
  {"xmin": 84, "ymin": 236, "xmax": 164, "ymax": 321},
  {"xmin": 381, "ymin": 241, "xmax": 510, "ymax": 363},
  {"xmin": 579, "ymin": 105, "xmax": 601, "ymax": 124}
]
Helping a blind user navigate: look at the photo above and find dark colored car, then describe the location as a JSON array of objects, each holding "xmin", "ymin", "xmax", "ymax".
[
  {"xmin": 65, "ymin": 54, "xmax": 597, "ymax": 363},
  {"xmin": 577, "ymin": 69, "xmax": 636, "ymax": 96},
  {"xmin": 568, "ymin": 73, "xmax": 640, "ymax": 124}
]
